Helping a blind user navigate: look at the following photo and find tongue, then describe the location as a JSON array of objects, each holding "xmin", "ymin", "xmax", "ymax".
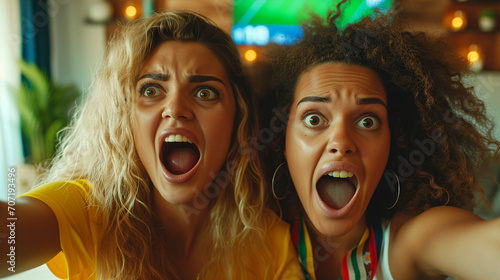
[
  {"xmin": 165, "ymin": 147, "xmax": 198, "ymax": 175},
  {"xmin": 317, "ymin": 177, "xmax": 355, "ymax": 210}
]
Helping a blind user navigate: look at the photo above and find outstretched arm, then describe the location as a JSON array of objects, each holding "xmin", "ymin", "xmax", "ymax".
[
  {"xmin": 0, "ymin": 197, "xmax": 61, "ymax": 277},
  {"xmin": 393, "ymin": 206, "xmax": 500, "ymax": 280}
]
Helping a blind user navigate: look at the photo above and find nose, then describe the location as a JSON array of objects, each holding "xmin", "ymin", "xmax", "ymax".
[
  {"xmin": 161, "ymin": 91, "xmax": 194, "ymax": 120},
  {"xmin": 326, "ymin": 121, "xmax": 356, "ymax": 155}
]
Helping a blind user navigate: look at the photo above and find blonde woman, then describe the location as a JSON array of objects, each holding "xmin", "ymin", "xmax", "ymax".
[{"xmin": 0, "ymin": 11, "xmax": 302, "ymax": 279}]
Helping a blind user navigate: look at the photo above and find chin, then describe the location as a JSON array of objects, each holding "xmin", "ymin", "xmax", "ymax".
[
  {"xmin": 306, "ymin": 203, "xmax": 364, "ymax": 237},
  {"xmin": 316, "ymin": 218, "xmax": 356, "ymax": 237}
]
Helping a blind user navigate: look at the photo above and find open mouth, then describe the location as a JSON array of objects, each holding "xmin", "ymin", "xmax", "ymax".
[
  {"xmin": 316, "ymin": 171, "xmax": 358, "ymax": 210},
  {"xmin": 161, "ymin": 134, "xmax": 200, "ymax": 175}
]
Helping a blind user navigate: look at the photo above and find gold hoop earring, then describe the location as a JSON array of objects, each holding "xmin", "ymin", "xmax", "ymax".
[
  {"xmin": 442, "ymin": 188, "xmax": 450, "ymax": 206},
  {"xmin": 386, "ymin": 170, "xmax": 400, "ymax": 210},
  {"xmin": 272, "ymin": 162, "xmax": 288, "ymax": 200}
]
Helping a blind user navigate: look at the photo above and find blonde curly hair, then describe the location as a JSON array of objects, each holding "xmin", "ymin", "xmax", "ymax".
[{"xmin": 41, "ymin": 11, "xmax": 274, "ymax": 279}]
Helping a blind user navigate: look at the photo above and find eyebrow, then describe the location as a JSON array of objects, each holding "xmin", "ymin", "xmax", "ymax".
[
  {"xmin": 297, "ymin": 96, "xmax": 331, "ymax": 107},
  {"xmin": 296, "ymin": 96, "xmax": 386, "ymax": 108},
  {"xmin": 137, "ymin": 73, "xmax": 225, "ymax": 85},
  {"xmin": 188, "ymin": 75, "xmax": 225, "ymax": 85},
  {"xmin": 356, "ymin": 97, "xmax": 387, "ymax": 108},
  {"xmin": 138, "ymin": 73, "xmax": 169, "ymax": 81}
]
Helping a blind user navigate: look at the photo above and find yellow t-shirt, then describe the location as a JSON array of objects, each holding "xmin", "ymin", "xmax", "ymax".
[
  {"xmin": 21, "ymin": 180, "xmax": 99, "ymax": 279},
  {"xmin": 22, "ymin": 180, "xmax": 304, "ymax": 279}
]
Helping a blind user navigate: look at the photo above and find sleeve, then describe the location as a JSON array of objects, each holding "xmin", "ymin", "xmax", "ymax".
[
  {"xmin": 268, "ymin": 220, "xmax": 305, "ymax": 280},
  {"xmin": 20, "ymin": 180, "xmax": 96, "ymax": 279}
]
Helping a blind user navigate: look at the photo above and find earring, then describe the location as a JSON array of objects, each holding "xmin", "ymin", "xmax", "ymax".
[
  {"xmin": 272, "ymin": 162, "xmax": 288, "ymax": 200},
  {"xmin": 442, "ymin": 188, "xmax": 450, "ymax": 206},
  {"xmin": 386, "ymin": 170, "xmax": 400, "ymax": 210}
]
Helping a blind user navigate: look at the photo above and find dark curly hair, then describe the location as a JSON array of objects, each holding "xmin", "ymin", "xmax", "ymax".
[{"xmin": 255, "ymin": 1, "xmax": 500, "ymax": 223}]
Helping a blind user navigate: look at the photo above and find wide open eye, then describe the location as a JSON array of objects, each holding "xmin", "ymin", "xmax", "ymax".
[
  {"xmin": 356, "ymin": 115, "xmax": 380, "ymax": 130},
  {"xmin": 139, "ymin": 84, "xmax": 162, "ymax": 98},
  {"xmin": 195, "ymin": 87, "xmax": 219, "ymax": 101},
  {"xmin": 303, "ymin": 113, "xmax": 326, "ymax": 128}
]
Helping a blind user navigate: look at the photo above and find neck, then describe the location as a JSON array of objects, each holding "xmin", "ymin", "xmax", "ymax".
[
  {"xmin": 153, "ymin": 188, "xmax": 214, "ymax": 257},
  {"xmin": 305, "ymin": 215, "xmax": 368, "ymax": 279}
]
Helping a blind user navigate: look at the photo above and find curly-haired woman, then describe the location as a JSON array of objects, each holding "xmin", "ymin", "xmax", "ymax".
[
  {"xmin": 258, "ymin": 2, "xmax": 500, "ymax": 279},
  {"xmin": 0, "ymin": 11, "xmax": 303, "ymax": 280}
]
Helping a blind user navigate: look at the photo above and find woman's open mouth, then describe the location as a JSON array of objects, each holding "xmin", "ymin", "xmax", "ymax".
[
  {"xmin": 316, "ymin": 170, "xmax": 358, "ymax": 210},
  {"xmin": 161, "ymin": 134, "xmax": 200, "ymax": 175}
]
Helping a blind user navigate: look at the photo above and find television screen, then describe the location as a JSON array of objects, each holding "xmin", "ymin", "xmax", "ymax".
[{"xmin": 232, "ymin": 0, "xmax": 393, "ymax": 45}]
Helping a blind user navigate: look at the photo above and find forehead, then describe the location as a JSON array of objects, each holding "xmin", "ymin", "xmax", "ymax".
[
  {"xmin": 294, "ymin": 63, "xmax": 387, "ymax": 102},
  {"xmin": 139, "ymin": 41, "xmax": 228, "ymax": 78}
]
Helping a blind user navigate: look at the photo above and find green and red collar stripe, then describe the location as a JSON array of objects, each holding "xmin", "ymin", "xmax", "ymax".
[{"xmin": 291, "ymin": 213, "xmax": 383, "ymax": 280}]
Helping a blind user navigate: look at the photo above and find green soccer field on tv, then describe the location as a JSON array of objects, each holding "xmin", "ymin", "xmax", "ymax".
[{"xmin": 232, "ymin": 0, "xmax": 393, "ymax": 45}]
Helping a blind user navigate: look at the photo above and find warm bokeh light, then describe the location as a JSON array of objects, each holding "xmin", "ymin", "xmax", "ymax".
[
  {"xmin": 467, "ymin": 44, "xmax": 483, "ymax": 72},
  {"xmin": 244, "ymin": 49, "xmax": 257, "ymax": 62},
  {"xmin": 451, "ymin": 17, "xmax": 464, "ymax": 29},
  {"xmin": 467, "ymin": 50, "xmax": 479, "ymax": 63},
  {"xmin": 450, "ymin": 10, "xmax": 466, "ymax": 31},
  {"xmin": 125, "ymin": 5, "xmax": 137, "ymax": 18}
]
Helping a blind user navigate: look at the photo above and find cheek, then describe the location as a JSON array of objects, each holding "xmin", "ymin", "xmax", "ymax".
[
  {"xmin": 285, "ymin": 125, "xmax": 317, "ymax": 188},
  {"xmin": 202, "ymin": 107, "xmax": 235, "ymax": 155},
  {"xmin": 206, "ymin": 121, "xmax": 233, "ymax": 145},
  {"xmin": 133, "ymin": 107, "xmax": 159, "ymax": 167},
  {"xmin": 134, "ymin": 106, "xmax": 160, "ymax": 136},
  {"xmin": 364, "ymin": 132, "xmax": 391, "ymax": 181}
]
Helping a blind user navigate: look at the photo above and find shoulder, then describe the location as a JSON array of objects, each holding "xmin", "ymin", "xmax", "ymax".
[
  {"xmin": 393, "ymin": 206, "xmax": 481, "ymax": 236},
  {"xmin": 388, "ymin": 207, "xmax": 484, "ymax": 278},
  {"xmin": 21, "ymin": 179, "xmax": 91, "ymax": 202},
  {"xmin": 391, "ymin": 206, "xmax": 482, "ymax": 250},
  {"xmin": 261, "ymin": 210, "xmax": 292, "ymax": 238},
  {"xmin": 19, "ymin": 179, "xmax": 94, "ymax": 225},
  {"xmin": 258, "ymin": 211, "xmax": 305, "ymax": 279},
  {"xmin": 258, "ymin": 210, "xmax": 296, "ymax": 257}
]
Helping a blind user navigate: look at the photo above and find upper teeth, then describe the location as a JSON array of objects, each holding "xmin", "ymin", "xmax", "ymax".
[
  {"xmin": 165, "ymin": 134, "xmax": 193, "ymax": 144},
  {"xmin": 327, "ymin": 170, "xmax": 353, "ymax": 178}
]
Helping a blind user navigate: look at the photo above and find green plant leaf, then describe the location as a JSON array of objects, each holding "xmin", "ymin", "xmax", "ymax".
[
  {"xmin": 18, "ymin": 60, "xmax": 51, "ymax": 111},
  {"xmin": 43, "ymin": 120, "xmax": 65, "ymax": 163},
  {"xmin": 9, "ymin": 59, "xmax": 81, "ymax": 164}
]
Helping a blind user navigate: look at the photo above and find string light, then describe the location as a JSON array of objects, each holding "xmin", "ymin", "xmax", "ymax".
[
  {"xmin": 451, "ymin": 10, "xmax": 466, "ymax": 31},
  {"xmin": 467, "ymin": 44, "xmax": 483, "ymax": 72},
  {"xmin": 125, "ymin": 5, "xmax": 137, "ymax": 19},
  {"xmin": 467, "ymin": 50, "xmax": 479, "ymax": 63},
  {"xmin": 244, "ymin": 49, "xmax": 257, "ymax": 62},
  {"xmin": 451, "ymin": 17, "xmax": 463, "ymax": 29}
]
